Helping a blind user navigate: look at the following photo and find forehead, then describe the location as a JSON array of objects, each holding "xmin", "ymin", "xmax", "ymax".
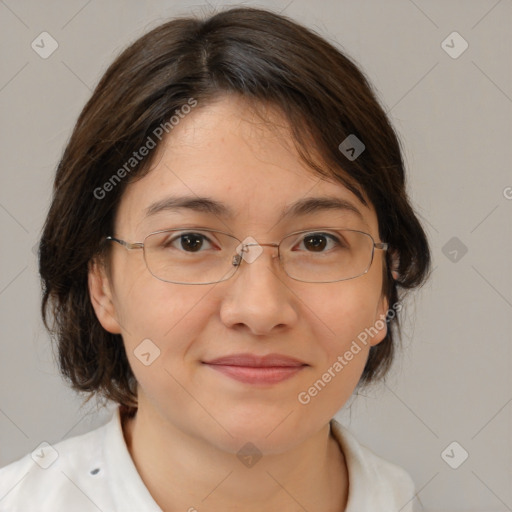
[{"xmin": 115, "ymin": 96, "xmax": 377, "ymax": 236}]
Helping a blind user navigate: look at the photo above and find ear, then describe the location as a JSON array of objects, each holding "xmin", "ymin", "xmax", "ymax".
[
  {"xmin": 390, "ymin": 250, "xmax": 400, "ymax": 281},
  {"xmin": 88, "ymin": 259, "xmax": 122, "ymax": 334},
  {"xmin": 369, "ymin": 293, "xmax": 389, "ymax": 347},
  {"xmin": 370, "ymin": 249, "xmax": 400, "ymax": 346}
]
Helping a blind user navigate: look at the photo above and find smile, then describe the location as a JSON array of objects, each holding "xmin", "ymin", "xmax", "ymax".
[{"xmin": 202, "ymin": 353, "xmax": 308, "ymax": 385}]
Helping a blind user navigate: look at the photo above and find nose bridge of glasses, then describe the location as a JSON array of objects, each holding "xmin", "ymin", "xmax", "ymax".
[
  {"xmin": 241, "ymin": 241, "xmax": 279, "ymax": 255},
  {"xmin": 231, "ymin": 240, "xmax": 280, "ymax": 268},
  {"xmin": 249, "ymin": 242, "xmax": 279, "ymax": 250}
]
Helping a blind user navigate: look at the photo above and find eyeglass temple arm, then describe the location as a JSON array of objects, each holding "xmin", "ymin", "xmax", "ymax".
[
  {"xmin": 105, "ymin": 236, "xmax": 144, "ymax": 251},
  {"xmin": 374, "ymin": 242, "xmax": 388, "ymax": 251}
]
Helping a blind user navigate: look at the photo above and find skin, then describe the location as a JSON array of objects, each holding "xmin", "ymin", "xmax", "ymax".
[{"xmin": 89, "ymin": 95, "xmax": 390, "ymax": 512}]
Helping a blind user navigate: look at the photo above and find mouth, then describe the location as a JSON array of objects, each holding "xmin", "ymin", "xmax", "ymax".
[{"xmin": 202, "ymin": 353, "xmax": 309, "ymax": 385}]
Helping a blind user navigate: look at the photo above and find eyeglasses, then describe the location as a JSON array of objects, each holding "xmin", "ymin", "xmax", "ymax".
[{"xmin": 105, "ymin": 227, "xmax": 388, "ymax": 285}]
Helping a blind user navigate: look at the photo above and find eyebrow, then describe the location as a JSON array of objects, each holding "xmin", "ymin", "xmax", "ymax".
[{"xmin": 144, "ymin": 195, "xmax": 365, "ymax": 223}]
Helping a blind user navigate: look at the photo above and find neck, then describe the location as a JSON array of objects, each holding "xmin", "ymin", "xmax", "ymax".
[{"xmin": 121, "ymin": 404, "xmax": 348, "ymax": 512}]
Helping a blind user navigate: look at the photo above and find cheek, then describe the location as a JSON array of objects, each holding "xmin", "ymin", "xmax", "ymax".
[
  {"xmin": 306, "ymin": 277, "xmax": 382, "ymax": 349},
  {"xmin": 114, "ymin": 281, "xmax": 218, "ymax": 420},
  {"xmin": 296, "ymin": 279, "xmax": 383, "ymax": 402},
  {"xmin": 290, "ymin": 290, "xmax": 377, "ymax": 423},
  {"xmin": 113, "ymin": 277, "xmax": 213, "ymax": 369}
]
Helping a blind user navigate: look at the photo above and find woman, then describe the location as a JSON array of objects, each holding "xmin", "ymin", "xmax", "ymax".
[{"xmin": 0, "ymin": 6, "xmax": 430, "ymax": 511}]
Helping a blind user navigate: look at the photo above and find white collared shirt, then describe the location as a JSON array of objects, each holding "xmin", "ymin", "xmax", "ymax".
[{"xmin": 0, "ymin": 407, "xmax": 421, "ymax": 511}]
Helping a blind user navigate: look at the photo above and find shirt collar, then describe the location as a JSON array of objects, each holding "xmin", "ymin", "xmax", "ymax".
[
  {"xmin": 104, "ymin": 408, "xmax": 369, "ymax": 511},
  {"xmin": 329, "ymin": 418, "xmax": 370, "ymax": 510},
  {"xmin": 104, "ymin": 407, "xmax": 162, "ymax": 511}
]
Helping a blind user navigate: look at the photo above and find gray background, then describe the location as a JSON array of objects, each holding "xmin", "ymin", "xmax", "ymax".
[{"xmin": 1, "ymin": 1, "xmax": 511, "ymax": 510}]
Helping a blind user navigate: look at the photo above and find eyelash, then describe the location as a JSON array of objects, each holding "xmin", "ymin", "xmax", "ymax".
[{"xmin": 161, "ymin": 230, "xmax": 345, "ymax": 252}]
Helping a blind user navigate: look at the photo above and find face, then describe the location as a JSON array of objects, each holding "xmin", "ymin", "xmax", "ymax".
[{"xmin": 89, "ymin": 95, "xmax": 389, "ymax": 455}]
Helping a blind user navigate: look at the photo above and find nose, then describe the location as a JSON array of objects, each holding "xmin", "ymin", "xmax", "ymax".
[{"xmin": 219, "ymin": 243, "xmax": 299, "ymax": 336}]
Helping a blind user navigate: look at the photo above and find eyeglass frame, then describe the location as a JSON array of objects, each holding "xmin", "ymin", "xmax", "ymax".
[{"xmin": 105, "ymin": 227, "xmax": 389, "ymax": 285}]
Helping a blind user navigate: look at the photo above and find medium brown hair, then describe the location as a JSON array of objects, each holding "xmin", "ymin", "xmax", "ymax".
[{"xmin": 39, "ymin": 6, "xmax": 431, "ymax": 412}]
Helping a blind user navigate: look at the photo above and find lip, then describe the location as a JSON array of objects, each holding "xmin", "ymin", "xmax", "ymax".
[{"xmin": 202, "ymin": 353, "xmax": 308, "ymax": 385}]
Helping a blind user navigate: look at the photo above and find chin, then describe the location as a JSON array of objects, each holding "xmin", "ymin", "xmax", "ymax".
[{"xmin": 203, "ymin": 408, "xmax": 315, "ymax": 456}]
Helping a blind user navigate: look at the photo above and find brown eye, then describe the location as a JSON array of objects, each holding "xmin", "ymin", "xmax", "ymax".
[
  {"xmin": 303, "ymin": 235, "xmax": 328, "ymax": 252},
  {"xmin": 180, "ymin": 233, "xmax": 204, "ymax": 252},
  {"xmin": 295, "ymin": 232, "xmax": 343, "ymax": 253},
  {"xmin": 161, "ymin": 232, "xmax": 214, "ymax": 252}
]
